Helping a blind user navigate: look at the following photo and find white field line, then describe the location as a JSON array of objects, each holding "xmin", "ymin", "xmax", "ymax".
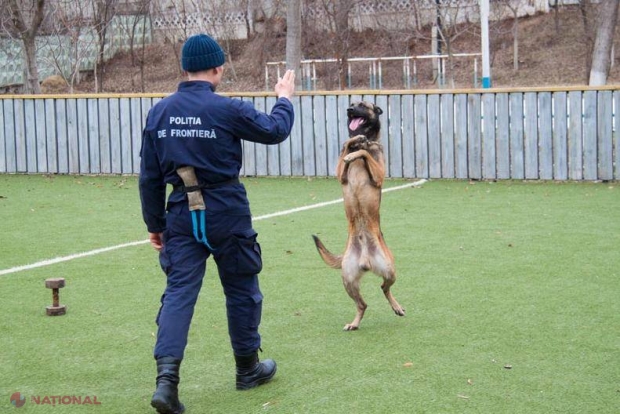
[{"xmin": 0, "ymin": 179, "xmax": 427, "ymax": 276}]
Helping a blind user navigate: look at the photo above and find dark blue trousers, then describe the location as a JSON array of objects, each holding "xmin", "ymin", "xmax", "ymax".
[{"xmin": 154, "ymin": 202, "xmax": 263, "ymax": 360}]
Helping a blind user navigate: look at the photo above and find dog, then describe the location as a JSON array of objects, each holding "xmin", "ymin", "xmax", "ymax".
[{"xmin": 312, "ymin": 101, "xmax": 405, "ymax": 331}]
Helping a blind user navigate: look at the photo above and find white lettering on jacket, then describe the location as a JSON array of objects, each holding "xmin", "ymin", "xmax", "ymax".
[
  {"xmin": 169, "ymin": 116, "xmax": 202, "ymax": 125},
  {"xmin": 170, "ymin": 129, "xmax": 217, "ymax": 139}
]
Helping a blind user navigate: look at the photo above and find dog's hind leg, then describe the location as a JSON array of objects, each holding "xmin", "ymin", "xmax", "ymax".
[
  {"xmin": 341, "ymin": 256, "xmax": 367, "ymax": 331},
  {"xmin": 381, "ymin": 272, "xmax": 405, "ymax": 317},
  {"xmin": 342, "ymin": 278, "xmax": 367, "ymax": 331},
  {"xmin": 372, "ymin": 251, "xmax": 405, "ymax": 317}
]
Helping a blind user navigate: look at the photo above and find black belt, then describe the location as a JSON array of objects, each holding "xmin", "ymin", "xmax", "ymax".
[{"xmin": 173, "ymin": 178, "xmax": 240, "ymax": 193}]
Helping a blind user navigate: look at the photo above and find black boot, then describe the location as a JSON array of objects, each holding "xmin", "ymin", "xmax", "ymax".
[
  {"xmin": 151, "ymin": 357, "xmax": 185, "ymax": 414},
  {"xmin": 235, "ymin": 351, "xmax": 277, "ymax": 390}
]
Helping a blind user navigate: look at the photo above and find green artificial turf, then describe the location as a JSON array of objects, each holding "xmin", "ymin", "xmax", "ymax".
[{"xmin": 0, "ymin": 175, "xmax": 618, "ymax": 413}]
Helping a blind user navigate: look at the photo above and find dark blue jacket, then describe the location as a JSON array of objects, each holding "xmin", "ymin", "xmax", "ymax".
[{"xmin": 139, "ymin": 81, "xmax": 294, "ymax": 233}]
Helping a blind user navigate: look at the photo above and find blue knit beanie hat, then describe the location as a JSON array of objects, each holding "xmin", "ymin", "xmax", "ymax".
[{"xmin": 181, "ymin": 34, "xmax": 225, "ymax": 72}]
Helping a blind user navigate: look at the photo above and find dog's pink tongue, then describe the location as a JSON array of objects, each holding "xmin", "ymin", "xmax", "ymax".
[{"xmin": 349, "ymin": 117, "xmax": 364, "ymax": 130}]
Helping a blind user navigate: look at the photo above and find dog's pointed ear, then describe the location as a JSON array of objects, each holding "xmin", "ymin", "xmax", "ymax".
[{"xmin": 374, "ymin": 106, "xmax": 383, "ymax": 115}]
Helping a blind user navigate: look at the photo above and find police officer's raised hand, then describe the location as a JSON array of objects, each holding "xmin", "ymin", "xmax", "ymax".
[{"xmin": 275, "ymin": 70, "xmax": 295, "ymax": 101}]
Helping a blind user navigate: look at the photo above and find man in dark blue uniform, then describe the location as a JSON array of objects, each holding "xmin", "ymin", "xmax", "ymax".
[{"xmin": 139, "ymin": 33, "xmax": 295, "ymax": 414}]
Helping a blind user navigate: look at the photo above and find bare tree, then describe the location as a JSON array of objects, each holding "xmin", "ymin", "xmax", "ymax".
[
  {"xmin": 6, "ymin": 0, "xmax": 47, "ymax": 94},
  {"xmin": 315, "ymin": 0, "xmax": 358, "ymax": 90},
  {"xmin": 421, "ymin": 0, "xmax": 476, "ymax": 88},
  {"xmin": 150, "ymin": 0, "xmax": 191, "ymax": 77},
  {"xmin": 589, "ymin": 0, "xmax": 619, "ymax": 86},
  {"xmin": 92, "ymin": 0, "xmax": 118, "ymax": 92},
  {"xmin": 579, "ymin": 0, "xmax": 597, "ymax": 81},
  {"xmin": 496, "ymin": 0, "xmax": 522, "ymax": 72},
  {"xmin": 242, "ymin": 0, "xmax": 254, "ymax": 39},
  {"xmin": 552, "ymin": 0, "xmax": 562, "ymax": 34},
  {"xmin": 202, "ymin": 1, "xmax": 242, "ymax": 82},
  {"xmin": 42, "ymin": 1, "xmax": 98, "ymax": 93},
  {"xmin": 118, "ymin": 0, "xmax": 152, "ymax": 92},
  {"xmin": 286, "ymin": 0, "xmax": 302, "ymax": 88}
]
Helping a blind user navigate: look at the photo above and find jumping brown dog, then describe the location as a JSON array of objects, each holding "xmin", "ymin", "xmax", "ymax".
[{"xmin": 312, "ymin": 101, "xmax": 405, "ymax": 331}]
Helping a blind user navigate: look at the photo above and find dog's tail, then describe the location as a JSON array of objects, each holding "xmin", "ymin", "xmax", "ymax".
[{"xmin": 312, "ymin": 235, "xmax": 342, "ymax": 269}]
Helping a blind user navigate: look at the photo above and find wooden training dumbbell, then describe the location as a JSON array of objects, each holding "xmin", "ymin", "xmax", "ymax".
[{"xmin": 45, "ymin": 278, "xmax": 67, "ymax": 316}]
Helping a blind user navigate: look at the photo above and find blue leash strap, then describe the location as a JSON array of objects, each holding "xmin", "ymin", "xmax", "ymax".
[{"xmin": 191, "ymin": 210, "xmax": 216, "ymax": 251}]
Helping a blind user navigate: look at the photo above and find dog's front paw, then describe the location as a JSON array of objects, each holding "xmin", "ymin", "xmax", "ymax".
[
  {"xmin": 349, "ymin": 135, "xmax": 369, "ymax": 151},
  {"xmin": 343, "ymin": 153, "xmax": 357, "ymax": 164},
  {"xmin": 343, "ymin": 135, "xmax": 367, "ymax": 151}
]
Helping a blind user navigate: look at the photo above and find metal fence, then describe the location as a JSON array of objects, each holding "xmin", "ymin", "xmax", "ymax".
[
  {"xmin": 1, "ymin": 86, "xmax": 618, "ymax": 181},
  {"xmin": 0, "ymin": 15, "xmax": 151, "ymax": 89}
]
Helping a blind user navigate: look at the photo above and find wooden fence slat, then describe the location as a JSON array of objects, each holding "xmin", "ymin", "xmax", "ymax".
[
  {"xmin": 614, "ymin": 91, "xmax": 620, "ymax": 180},
  {"xmin": 77, "ymin": 99, "xmax": 90, "ymax": 174},
  {"xmin": 374, "ymin": 95, "xmax": 389, "ymax": 174},
  {"xmin": 109, "ymin": 98, "xmax": 122, "ymax": 174},
  {"xmin": 23, "ymin": 100, "xmax": 36, "ymax": 172},
  {"xmin": 313, "ymin": 95, "xmax": 328, "ymax": 177},
  {"xmin": 538, "ymin": 92, "xmax": 553, "ymax": 180},
  {"xmin": 440, "ymin": 93, "xmax": 455, "ymax": 178},
  {"xmin": 61, "ymin": 99, "xmax": 74, "ymax": 174},
  {"xmin": 468, "ymin": 94, "xmax": 481, "ymax": 179},
  {"xmin": 255, "ymin": 97, "xmax": 270, "ymax": 176},
  {"xmin": 482, "ymin": 93, "xmax": 496, "ymax": 179},
  {"xmin": 34, "ymin": 100, "xmax": 47, "ymax": 173},
  {"xmin": 568, "ymin": 91, "xmax": 583, "ymax": 180},
  {"xmin": 582, "ymin": 91, "xmax": 597, "ymax": 180},
  {"xmin": 278, "ymin": 96, "xmax": 293, "ymax": 176},
  {"xmin": 4, "ymin": 100, "xmax": 16, "ymax": 172},
  {"xmin": 338, "ymin": 95, "xmax": 352, "ymax": 149},
  {"xmin": 402, "ymin": 94, "xmax": 415, "ymax": 178},
  {"xmin": 597, "ymin": 91, "xmax": 613, "ymax": 180},
  {"xmin": 130, "ymin": 97, "xmax": 143, "ymax": 174},
  {"xmin": 62, "ymin": 99, "xmax": 75, "ymax": 174},
  {"xmin": 290, "ymin": 96, "xmax": 304, "ymax": 176},
  {"xmin": 414, "ymin": 94, "xmax": 428, "ymax": 178},
  {"xmin": 141, "ymin": 98, "xmax": 157, "ymax": 178},
  {"xmin": 266, "ymin": 96, "xmax": 282, "ymax": 176},
  {"xmin": 288, "ymin": 96, "xmax": 303, "ymax": 175},
  {"xmin": 88, "ymin": 98, "xmax": 100, "ymax": 174},
  {"xmin": 14, "ymin": 99, "xmax": 26, "ymax": 173},
  {"xmin": 388, "ymin": 94, "xmax": 403, "ymax": 178},
  {"xmin": 0, "ymin": 100, "xmax": 5, "ymax": 172},
  {"xmin": 454, "ymin": 94, "xmax": 468, "ymax": 179},
  {"xmin": 24, "ymin": 100, "xmax": 37, "ymax": 173},
  {"xmin": 119, "ymin": 98, "xmax": 132, "ymax": 174},
  {"xmin": 524, "ymin": 92, "xmax": 538, "ymax": 179},
  {"xmin": 99, "ymin": 99, "xmax": 111, "ymax": 174},
  {"xmin": 428, "ymin": 94, "xmax": 441, "ymax": 178},
  {"xmin": 553, "ymin": 92, "xmax": 568, "ymax": 180},
  {"xmin": 325, "ymin": 95, "xmax": 339, "ymax": 176},
  {"xmin": 496, "ymin": 93, "xmax": 510, "ymax": 179},
  {"xmin": 509, "ymin": 93, "xmax": 524, "ymax": 179},
  {"xmin": 45, "ymin": 99, "xmax": 57, "ymax": 173},
  {"xmin": 301, "ymin": 95, "xmax": 315, "ymax": 176},
  {"xmin": 239, "ymin": 97, "xmax": 255, "ymax": 177}
]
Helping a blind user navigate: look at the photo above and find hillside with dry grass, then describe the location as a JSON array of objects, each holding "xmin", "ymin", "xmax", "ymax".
[{"xmin": 63, "ymin": 6, "xmax": 619, "ymax": 94}]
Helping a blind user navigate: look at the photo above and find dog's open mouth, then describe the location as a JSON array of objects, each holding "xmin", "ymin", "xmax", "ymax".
[{"xmin": 349, "ymin": 117, "xmax": 366, "ymax": 131}]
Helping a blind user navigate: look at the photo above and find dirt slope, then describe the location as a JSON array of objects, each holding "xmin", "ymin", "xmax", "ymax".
[{"xmin": 72, "ymin": 6, "xmax": 619, "ymax": 94}]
